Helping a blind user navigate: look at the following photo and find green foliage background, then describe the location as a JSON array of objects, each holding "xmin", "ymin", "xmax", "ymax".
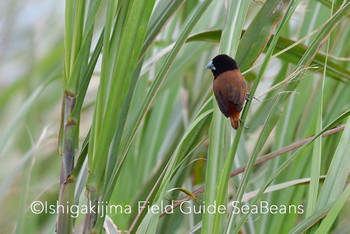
[{"xmin": 0, "ymin": 0, "xmax": 350, "ymax": 233}]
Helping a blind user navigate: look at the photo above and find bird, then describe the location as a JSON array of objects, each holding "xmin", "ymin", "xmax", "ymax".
[{"xmin": 206, "ymin": 54, "xmax": 247, "ymax": 130}]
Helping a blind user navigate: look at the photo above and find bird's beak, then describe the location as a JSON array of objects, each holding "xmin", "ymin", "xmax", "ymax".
[{"xmin": 206, "ymin": 61, "xmax": 216, "ymax": 70}]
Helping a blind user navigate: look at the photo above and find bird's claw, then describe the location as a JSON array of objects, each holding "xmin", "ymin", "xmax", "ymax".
[
  {"xmin": 239, "ymin": 118, "xmax": 249, "ymax": 129},
  {"xmin": 246, "ymin": 93, "xmax": 260, "ymax": 102}
]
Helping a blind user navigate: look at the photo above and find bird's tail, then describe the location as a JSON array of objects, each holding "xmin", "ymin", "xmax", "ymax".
[{"xmin": 230, "ymin": 112, "xmax": 240, "ymax": 130}]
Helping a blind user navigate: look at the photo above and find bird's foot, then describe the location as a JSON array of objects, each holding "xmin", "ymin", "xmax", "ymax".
[
  {"xmin": 240, "ymin": 118, "xmax": 249, "ymax": 129},
  {"xmin": 246, "ymin": 93, "xmax": 260, "ymax": 102},
  {"xmin": 246, "ymin": 94, "xmax": 252, "ymax": 101}
]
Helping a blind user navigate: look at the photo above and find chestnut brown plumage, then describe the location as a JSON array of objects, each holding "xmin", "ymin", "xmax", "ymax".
[{"xmin": 206, "ymin": 54, "xmax": 247, "ymax": 130}]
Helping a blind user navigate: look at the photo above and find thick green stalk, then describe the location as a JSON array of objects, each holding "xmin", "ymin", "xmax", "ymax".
[
  {"xmin": 57, "ymin": 93, "xmax": 77, "ymax": 234},
  {"xmin": 58, "ymin": 0, "xmax": 102, "ymax": 232}
]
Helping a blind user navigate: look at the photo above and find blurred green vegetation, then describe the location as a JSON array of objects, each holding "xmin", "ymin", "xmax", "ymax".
[{"xmin": 0, "ymin": 0, "xmax": 350, "ymax": 233}]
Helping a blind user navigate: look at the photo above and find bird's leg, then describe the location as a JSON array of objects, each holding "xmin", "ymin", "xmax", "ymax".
[{"xmin": 240, "ymin": 118, "xmax": 249, "ymax": 129}]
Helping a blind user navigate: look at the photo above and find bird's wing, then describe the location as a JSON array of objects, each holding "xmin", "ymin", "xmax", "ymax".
[
  {"xmin": 214, "ymin": 89, "xmax": 229, "ymax": 117},
  {"xmin": 226, "ymin": 72, "xmax": 247, "ymax": 112}
]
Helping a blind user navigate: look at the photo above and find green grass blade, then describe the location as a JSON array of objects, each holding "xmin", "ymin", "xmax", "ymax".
[
  {"xmin": 71, "ymin": 29, "xmax": 104, "ymax": 120},
  {"xmin": 233, "ymin": 110, "xmax": 350, "ymax": 232},
  {"xmin": 136, "ymin": 109, "xmax": 213, "ymax": 233},
  {"xmin": 306, "ymin": 1, "xmax": 334, "ymax": 217},
  {"xmin": 231, "ymin": 2, "xmax": 350, "ymax": 231},
  {"xmin": 0, "ymin": 77, "xmax": 57, "ymax": 157},
  {"xmin": 226, "ymin": 0, "xmax": 298, "ymax": 231},
  {"xmin": 64, "ymin": 0, "xmax": 74, "ymax": 85},
  {"xmin": 66, "ymin": 0, "xmax": 102, "ymax": 93},
  {"xmin": 102, "ymin": 0, "xmax": 186, "ymax": 193},
  {"xmin": 316, "ymin": 116, "xmax": 350, "ymax": 209},
  {"xmin": 140, "ymin": 0, "xmax": 186, "ymax": 57},
  {"xmin": 235, "ymin": 0, "xmax": 291, "ymax": 72},
  {"xmin": 315, "ymin": 183, "xmax": 350, "ymax": 233},
  {"xmin": 187, "ymin": 30, "xmax": 350, "ymax": 82},
  {"xmin": 204, "ymin": 0, "xmax": 250, "ymax": 232},
  {"xmin": 289, "ymin": 203, "xmax": 333, "ymax": 234},
  {"xmin": 87, "ymin": 0, "xmax": 156, "ymax": 193},
  {"xmin": 94, "ymin": 0, "xmax": 214, "ymax": 232}
]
